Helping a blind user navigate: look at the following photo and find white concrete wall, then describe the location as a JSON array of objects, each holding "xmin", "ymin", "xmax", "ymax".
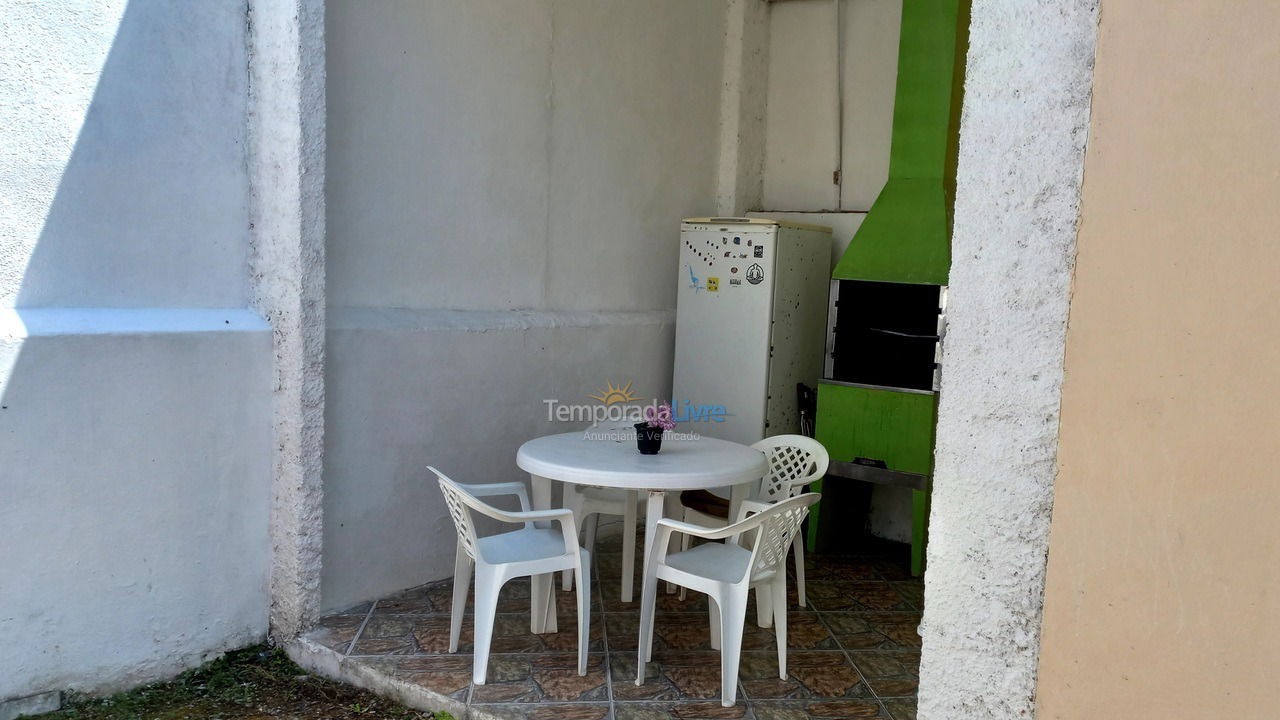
[
  {"xmin": 322, "ymin": 0, "xmax": 726, "ymax": 611},
  {"xmin": 762, "ymin": 0, "xmax": 900, "ymax": 212},
  {"xmin": 0, "ymin": 311, "xmax": 272, "ymax": 700},
  {"xmin": 0, "ymin": 1, "xmax": 251, "ymax": 308},
  {"xmin": 0, "ymin": 1, "xmax": 274, "ymax": 701}
]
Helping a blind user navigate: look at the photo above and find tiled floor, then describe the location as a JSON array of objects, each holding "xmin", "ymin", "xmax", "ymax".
[{"xmin": 308, "ymin": 532, "xmax": 922, "ymax": 720}]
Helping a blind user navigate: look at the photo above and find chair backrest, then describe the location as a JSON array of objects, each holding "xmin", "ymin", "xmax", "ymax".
[
  {"xmin": 431, "ymin": 467, "xmax": 482, "ymax": 561},
  {"xmin": 752, "ymin": 435, "xmax": 830, "ymax": 501},
  {"xmin": 744, "ymin": 493, "xmax": 821, "ymax": 579}
]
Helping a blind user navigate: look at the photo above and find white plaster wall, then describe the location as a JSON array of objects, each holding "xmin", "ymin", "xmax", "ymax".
[
  {"xmin": 323, "ymin": 0, "xmax": 726, "ymax": 611},
  {"xmin": 322, "ymin": 310, "xmax": 673, "ymax": 611},
  {"xmin": 761, "ymin": 0, "xmax": 900, "ymax": 212},
  {"xmin": 0, "ymin": 310, "xmax": 272, "ymax": 700},
  {"xmin": 0, "ymin": 1, "xmax": 277, "ymax": 701},
  {"xmin": 0, "ymin": 1, "xmax": 251, "ymax": 308},
  {"xmin": 917, "ymin": 1, "xmax": 1099, "ymax": 717}
]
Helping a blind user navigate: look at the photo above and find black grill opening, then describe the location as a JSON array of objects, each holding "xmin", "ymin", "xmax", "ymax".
[{"xmin": 829, "ymin": 279, "xmax": 942, "ymax": 391}]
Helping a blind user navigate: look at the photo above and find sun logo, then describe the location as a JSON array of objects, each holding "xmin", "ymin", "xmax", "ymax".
[{"xmin": 589, "ymin": 381, "xmax": 637, "ymax": 406}]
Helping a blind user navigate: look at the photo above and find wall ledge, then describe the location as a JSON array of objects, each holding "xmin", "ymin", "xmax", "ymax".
[
  {"xmin": 0, "ymin": 308, "xmax": 269, "ymax": 339},
  {"xmin": 327, "ymin": 307, "xmax": 675, "ymax": 333}
]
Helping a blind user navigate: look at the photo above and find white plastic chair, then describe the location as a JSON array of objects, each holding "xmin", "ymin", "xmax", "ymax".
[
  {"xmin": 635, "ymin": 493, "xmax": 821, "ymax": 707},
  {"xmin": 679, "ymin": 435, "xmax": 829, "ymax": 615},
  {"xmin": 431, "ymin": 467, "xmax": 591, "ymax": 685},
  {"xmin": 560, "ymin": 485, "xmax": 640, "ymax": 601}
]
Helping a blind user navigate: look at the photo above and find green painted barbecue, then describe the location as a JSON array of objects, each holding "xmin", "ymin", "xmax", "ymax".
[{"xmin": 806, "ymin": 0, "xmax": 969, "ymax": 577}]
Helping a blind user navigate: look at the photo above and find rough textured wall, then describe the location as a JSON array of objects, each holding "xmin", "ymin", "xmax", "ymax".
[
  {"xmin": 322, "ymin": 0, "xmax": 725, "ymax": 610},
  {"xmin": 1037, "ymin": 2, "xmax": 1280, "ymax": 717},
  {"xmin": 0, "ymin": 1, "xmax": 251, "ymax": 308},
  {"xmin": 715, "ymin": 0, "xmax": 769, "ymax": 216},
  {"xmin": 247, "ymin": 0, "xmax": 326, "ymax": 640},
  {"xmin": 0, "ymin": 311, "xmax": 272, "ymax": 700},
  {"xmin": 918, "ymin": 1, "xmax": 1099, "ymax": 717}
]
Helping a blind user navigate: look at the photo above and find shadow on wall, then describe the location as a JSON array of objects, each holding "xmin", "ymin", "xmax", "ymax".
[
  {"xmin": 9, "ymin": 0, "xmax": 250, "ymax": 309},
  {"xmin": 0, "ymin": 0, "xmax": 270, "ymax": 701}
]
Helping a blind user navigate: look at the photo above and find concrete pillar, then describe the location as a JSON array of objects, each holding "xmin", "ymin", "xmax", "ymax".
[
  {"xmin": 247, "ymin": 0, "xmax": 326, "ymax": 641},
  {"xmin": 918, "ymin": 1, "xmax": 1099, "ymax": 717}
]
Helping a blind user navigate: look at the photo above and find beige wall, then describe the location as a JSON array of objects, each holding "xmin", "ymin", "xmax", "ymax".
[{"xmin": 1037, "ymin": 2, "xmax": 1280, "ymax": 717}]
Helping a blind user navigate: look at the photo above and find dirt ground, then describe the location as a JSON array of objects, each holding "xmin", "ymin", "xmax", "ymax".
[{"xmin": 30, "ymin": 646, "xmax": 451, "ymax": 720}]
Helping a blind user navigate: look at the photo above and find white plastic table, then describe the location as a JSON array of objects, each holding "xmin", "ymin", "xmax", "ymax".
[{"xmin": 516, "ymin": 428, "xmax": 767, "ymax": 631}]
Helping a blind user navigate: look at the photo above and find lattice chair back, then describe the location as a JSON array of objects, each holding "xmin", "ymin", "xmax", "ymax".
[
  {"xmin": 747, "ymin": 493, "xmax": 820, "ymax": 579},
  {"xmin": 432, "ymin": 468, "xmax": 481, "ymax": 561},
  {"xmin": 752, "ymin": 435, "xmax": 830, "ymax": 502}
]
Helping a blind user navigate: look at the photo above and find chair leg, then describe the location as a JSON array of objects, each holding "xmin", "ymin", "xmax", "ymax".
[
  {"xmin": 718, "ymin": 593, "xmax": 748, "ymax": 707},
  {"xmin": 471, "ymin": 571, "xmax": 502, "ymax": 685},
  {"xmin": 543, "ymin": 572, "xmax": 558, "ymax": 633},
  {"xmin": 772, "ymin": 576, "xmax": 788, "ymax": 678},
  {"xmin": 576, "ymin": 550, "xmax": 592, "ymax": 677},
  {"xmin": 622, "ymin": 491, "xmax": 637, "ymax": 603},
  {"xmin": 678, "ymin": 511, "xmax": 691, "ymax": 602},
  {"xmin": 708, "ymin": 597, "xmax": 721, "ymax": 650},
  {"xmin": 531, "ymin": 573, "xmax": 558, "ymax": 634},
  {"xmin": 562, "ymin": 489, "xmax": 582, "ymax": 591},
  {"xmin": 449, "ymin": 543, "xmax": 472, "ymax": 653},
  {"xmin": 755, "ymin": 584, "xmax": 773, "ymax": 629},
  {"xmin": 793, "ymin": 533, "xmax": 806, "ymax": 608}
]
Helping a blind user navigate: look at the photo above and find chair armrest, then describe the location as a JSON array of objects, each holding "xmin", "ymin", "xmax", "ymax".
[
  {"xmin": 655, "ymin": 515, "xmax": 762, "ymax": 542},
  {"xmin": 733, "ymin": 498, "xmax": 773, "ymax": 524},
  {"xmin": 478, "ymin": 504, "xmax": 571, "ymax": 526},
  {"xmin": 455, "ymin": 481, "xmax": 532, "ymax": 512}
]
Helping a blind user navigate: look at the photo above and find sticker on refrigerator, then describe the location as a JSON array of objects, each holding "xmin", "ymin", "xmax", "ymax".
[
  {"xmin": 707, "ymin": 277, "xmax": 720, "ymax": 292},
  {"xmin": 746, "ymin": 264, "xmax": 764, "ymax": 285},
  {"xmin": 754, "ymin": 246, "xmax": 764, "ymax": 258}
]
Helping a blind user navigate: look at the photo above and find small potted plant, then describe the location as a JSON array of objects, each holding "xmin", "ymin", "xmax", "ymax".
[{"xmin": 635, "ymin": 402, "xmax": 675, "ymax": 454}]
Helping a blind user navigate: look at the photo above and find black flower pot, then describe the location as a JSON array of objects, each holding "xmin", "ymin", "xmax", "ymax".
[{"xmin": 635, "ymin": 422, "xmax": 664, "ymax": 454}]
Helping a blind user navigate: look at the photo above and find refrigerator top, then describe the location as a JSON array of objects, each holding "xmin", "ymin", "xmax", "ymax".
[{"xmin": 683, "ymin": 217, "xmax": 832, "ymax": 233}]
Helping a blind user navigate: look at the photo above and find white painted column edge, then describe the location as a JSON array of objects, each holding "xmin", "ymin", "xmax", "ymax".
[
  {"xmin": 917, "ymin": 1, "xmax": 1100, "ymax": 718},
  {"xmin": 247, "ymin": 0, "xmax": 326, "ymax": 641}
]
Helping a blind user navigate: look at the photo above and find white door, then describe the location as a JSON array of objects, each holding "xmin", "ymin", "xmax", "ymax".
[{"xmin": 672, "ymin": 224, "xmax": 777, "ymax": 445}]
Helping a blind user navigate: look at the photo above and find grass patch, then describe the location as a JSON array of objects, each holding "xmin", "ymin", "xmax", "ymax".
[{"xmin": 30, "ymin": 645, "xmax": 453, "ymax": 720}]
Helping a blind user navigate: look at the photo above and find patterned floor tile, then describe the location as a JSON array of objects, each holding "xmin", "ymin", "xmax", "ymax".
[
  {"xmin": 362, "ymin": 655, "xmax": 474, "ymax": 700},
  {"xmin": 802, "ymin": 556, "xmax": 882, "ymax": 582},
  {"xmin": 470, "ymin": 653, "xmax": 608, "ymax": 704},
  {"xmin": 309, "ymin": 538, "xmax": 920, "ymax": 718},
  {"xmin": 305, "ymin": 613, "xmax": 365, "ymax": 653},
  {"xmin": 880, "ymin": 697, "xmax": 916, "ymax": 720},
  {"xmin": 606, "ymin": 612, "xmax": 717, "ymax": 652},
  {"xmin": 821, "ymin": 613, "xmax": 921, "ymax": 651},
  {"xmin": 471, "ymin": 702, "xmax": 611, "ymax": 720},
  {"xmin": 351, "ymin": 612, "xmax": 605, "ymax": 655},
  {"xmin": 602, "ymin": 580, "xmax": 710, "ymax": 613},
  {"xmin": 890, "ymin": 582, "xmax": 923, "ymax": 610},
  {"xmin": 613, "ymin": 700, "xmax": 752, "ymax": 719},
  {"xmin": 803, "ymin": 583, "xmax": 913, "ymax": 612},
  {"xmin": 847, "ymin": 651, "xmax": 919, "ymax": 698},
  {"xmin": 611, "ymin": 650, "xmax": 733, "ymax": 702},
  {"xmin": 750, "ymin": 699, "xmax": 887, "ymax": 719},
  {"xmin": 738, "ymin": 652, "xmax": 870, "ymax": 700}
]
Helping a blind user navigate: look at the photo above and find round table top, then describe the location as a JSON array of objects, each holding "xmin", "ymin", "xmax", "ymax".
[{"xmin": 516, "ymin": 428, "xmax": 767, "ymax": 491}]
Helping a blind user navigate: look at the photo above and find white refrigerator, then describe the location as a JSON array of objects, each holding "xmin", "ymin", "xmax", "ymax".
[{"xmin": 672, "ymin": 217, "xmax": 832, "ymax": 445}]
